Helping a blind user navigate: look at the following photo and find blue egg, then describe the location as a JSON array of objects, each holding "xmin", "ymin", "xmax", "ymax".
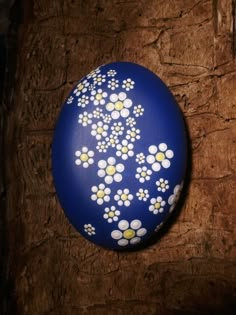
[{"xmin": 52, "ymin": 62, "xmax": 187, "ymax": 250}]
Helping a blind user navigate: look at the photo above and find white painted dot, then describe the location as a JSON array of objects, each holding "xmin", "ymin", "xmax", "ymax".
[
  {"xmin": 118, "ymin": 220, "xmax": 129, "ymax": 230},
  {"xmin": 111, "ymin": 230, "xmax": 122, "ymax": 240},
  {"xmin": 110, "ymin": 93, "xmax": 118, "ymax": 102},
  {"xmin": 124, "ymin": 99, "xmax": 132, "ymax": 108},
  {"xmin": 105, "ymin": 176, "xmax": 113, "ymax": 184},
  {"xmin": 130, "ymin": 219, "xmax": 142, "ymax": 230},
  {"xmin": 75, "ymin": 160, "xmax": 81, "ymax": 165},
  {"xmin": 114, "ymin": 173, "xmax": 122, "ymax": 182},
  {"xmin": 137, "ymin": 228, "xmax": 147, "ymax": 237},
  {"xmin": 97, "ymin": 199, "xmax": 103, "ymax": 205},
  {"xmin": 166, "ymin": 149, "xmax": 174, "ymax": 159},
  {"xmin": 108, "ymin": 157, "xmax": 116, "ymax": 165},
  {"xmin": 130, "ymin": 237, "xmax": 141, "ymax": 245},
  {"xmin": 104, "ymin": 187, "xmax": 111, "ymax": 194},
  {"xmin": 97, "ymin": 169, "xmax": 105, "ymax": 177},
  {"xmin": 116, "ymin": 163, "xmax": 124, "ymax": 172},
  {"xmin": 118, "ymin": 239, "xmax": 129, "ymax": 246},
  {"xmin": 174, "ymin": 185, "xmax": 181, "ymax": 194},
  {"xmin": 91, "ymin": 195, "xmax": 97, "ymax": 201},
  {"xmin": 124, "ymin": 200, "xmax": 130, "ymax": 207},
  {"xmin": 111, "ymin": 111, "xmax": 120, "ymax": 119},
  {"xmin": 104, "ymin": 196, "xmax": 110, "ymax": 202},
  {"xmin": 121, "ymin": 108, "xmax": 129, "ymax": 118},
  {"xmin": 149, "ymin": 145, "xmax": 157, "ymax": 154},
  {"xmin": 106, "ymin": 103, "xmax": 114, "ymax": 111},
  {"xmin": 152, "ymin": 162, "xmax": 161, "ymax": 172},
  {"xmin": 75, "ymin": 151, "xmax": 81, "ymax": 157},
  {"xmin": 119, "ymin": 92, "xmax": 126, "ymax": 100},
  {"xmin": 162, "ymin": 159, "xmax": 170, "ymax": 168},
  {"xmin": 98, "ymin": 160, "xmax": 106, "ymax": 168},
  {"xmin": 146, "ymin": 155, "xmax": 155, "ymax": 164},
  {"xmin": 91, "ymin": 186, "xmax": 97, "ymax": 193}
]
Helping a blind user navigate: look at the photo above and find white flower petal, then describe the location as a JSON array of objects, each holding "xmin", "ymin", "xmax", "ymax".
[
  {"xmin": 166, "ymin": 149, "xmax": 174, "ymax": 159},
  {"xmin": 118, "ymin": 239, "xmax": 129, "ymax": 246},
  {"xmin": 118, "ymin": 220, "xmax": 129, "ymax": 230},
  {"xmin": 130, "ymin": 237, "xmax": 141, "ymax": 245},
  {"xmin": 146, "ymin": 155, "xmax": 155, "ymax": 164},
  {"xmin": 111, "ymin": 230, "xmax": 122, "ymax": 240},
  {"xmin": 105, "ymin": 176, "xmax": 113, "ymax": 184},
  {"xmin": 162, "ymin": 160, "xmax": 170, "ymax": 168},
  {"xmin": 130, "ymin": 220, "xmax": 142, "ymax": 230},
  {"xmin": 116, "ymin": 163, "xmax": 124, "ymax": 172},
  {"xmin": 149, "ymin": 145, "xmax": 157, "ymax": 154},
  {"xmin": 114, "ymin": 173, "xmax": 122, "ymax": 182},
  {"xmin": 152, "ymin": 162, "xmax": 161, "ymax": 172}
]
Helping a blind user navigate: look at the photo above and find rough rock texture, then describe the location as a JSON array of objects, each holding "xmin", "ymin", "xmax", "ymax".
[{"xmin": 3, "ymin": 0, "xmax": 236, "ymax": 314}]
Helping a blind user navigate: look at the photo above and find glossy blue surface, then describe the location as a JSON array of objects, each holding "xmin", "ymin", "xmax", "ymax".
[{"xmin": 52, "ymin": 62, "xmax": 187, "ymax": 250}]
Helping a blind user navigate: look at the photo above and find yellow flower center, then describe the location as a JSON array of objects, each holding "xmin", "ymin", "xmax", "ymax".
[
  {"xmin": 141, "ymin": 171, "xmax": 146, "ymax": 177},
  {"xmin": 130, "ymin": 131, "xmax": 136, "ymax": 137},
  {"xmin": 121, "ymin": 146, "xmax": 128, "ymax": 153},
  {"xmin": 96, "ymin": 93, "xmax": 103, "ymax": 100},
  {"xmin": 161, "ymin": 183, "xmax": 165, "ymax": 188},
  {"xmin": 123, "ymin": 229, "xmax": 135, "ymax": 239},
  {"xmin": 110, "ymin": 139, "xmax": 115, "ymax": 144},
  {"xmin": 106, "ymin": 165, "xmax": 116, "ymax": 175},
  {"xmin": 115, "ymin": 126, "xmax": 120, "ymax": 131},
  {"xmin": 83, "ymin": 117, "xmax": 88, "ymax": 122},
  {"xmin": 97, "ymin": 127, "xmax": 104, "ymax": 134},
  {"xmin": 121, "ymin": 194, "xmax": 128, "ymax": 201},
  {"xmin": 97, "ymin": 190, "xmax": 105, "ymax": 198},
  {"xmin": 80, "ymin": 153, "xmax": 88, "ymax": 162},
  {"xmin": 126, "ymin": 82, "xmax": 131, "ymax": 87},
  {"xmin": 115, "ymin": 101, "xmax": 124, "ymax": 110},
  {"xmin": 156, "ymin": 152, "xmax": 165, "ymax": 161},
  {"xmin": 140, "ymin": 192, "xmax": 145, "ymax": 197},
  {"xmin": 108, "ymin": 211, "xmax": 115, "ymax": 218},
  {"xmin": 154, "ymin": 202, "xmax": 161, "ymax": 209},
  {"xmin": 137, "ymin": 108, "xmax": 141, "ymax": 112}
]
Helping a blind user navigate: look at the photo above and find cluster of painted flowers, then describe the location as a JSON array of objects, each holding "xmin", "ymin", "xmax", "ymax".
[{"xmin": 70, "ymin": 66, "xmax": 182, "ymax": 247}]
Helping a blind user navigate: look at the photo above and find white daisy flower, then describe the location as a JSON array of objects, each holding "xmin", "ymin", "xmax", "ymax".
[
  {"xmin": 105, "ymin": 134, "xmax": 119, "ymax": 148},
  {"xmin": 122, "ymin": 78, "xmax": 135, "ymax": 91},
  {"xmin": 126, "ymin": 127, "xmax": 141, "ymax": 142},
  {"xmin": 97, "ymin": 157, "xmax": 124, "ymax": 184},
  {"xmin": 111, "ymin": 219, "xmax": 147, "ymax": 246},
  {"xmin": 135, "ymin": 166, "xmax": 152, "ymax": 183},
  {"xmin": 106, "ymin": 92, "xmax": 132, "ymax": 119},
  {"xmin": 107, "ymin": 69, "xmax": 117, "ymax": 77},
  {"xmin": 73, "ymin": 79, "xmax": 90, "ymax": 96},
  {"xmin": 114, "ymin": 189, "xmax": 133, "ymax": 207},
  {"xmin": 146, "ymin": 143, "xmax": 174, "ymax": 172},
  {"xmin": 75, "ymin": 147, "xmax": 94, "ymax": 168},
  {"xmin": 126, "ymin": 117, "xmax": 136, "ymax": 127},
  {"xmin": 90, "ymin": 88, "xmax": 108, "ymax": 106},
  {"xmin": 87, "ymin": 67, "xmax": 101, "ymax": 79},
  {"xmin": 84, "ymin": 224, "xmax": 96, "ymax": 236},
  {"xmin": 91, "ymin": 121, "xmax": 109, "ymax": 140},
  {"xmin": 111, "ymin": 122, "xmax": 124, "ymax": 136},
  {"xmin": 66, "ymin": 96, "xmax": 74, "ymax": 104},
  {"xmin": 103, "ymin": 114, "xmax": 112, "ymax": 124},
  {"xmin": 78, "ymin": 111, "xmax": 93, "ymax": 127},
  {"xmin": 93, "ymin": 74, "xmax": 106, "ymax": 86},
  {"xmin": 103, "ymin": 206, "xmax": 120, "ymax": 223},
  {"xmin": 135, "ymin": 152, "xmax": 145, "ymax": 164},
  {"xmin": 77, "ymin": 95, "xmax": 89, "ymax": 108},
  {"xmin": 156, "ymin": 178, "xmax": 169, "ymax": 192},
  {"xmin": 96, "ymin": 141, "xmax": 108, "ymax": 153},
  {"xmin": 136, "ymin": 188, "xmax": 149, "ymax": 201},
  {"xmin": 92, "ymin": 108, "xmax": 104, "ymax": 119},
  {"xmin": 149, "ymin": 196, "xmax": 166, "ymax": 214},
  {"xmin": 116, "ymin": 139, "xmax": 134, "ymax": 160},
  {"xmin": 91, "ymin": 183, "xmax": 111, "ymax": 205},
  {"xmin": 108, "ymin": 78, "xmax": 119, "ymax": 90},
  {"xmin": 168, "ymin": 182, "xmax": 184, "ymax": 213},
  {"xmin": 133, "ymin": 104, "xmax": 144, "ymax": 117}
]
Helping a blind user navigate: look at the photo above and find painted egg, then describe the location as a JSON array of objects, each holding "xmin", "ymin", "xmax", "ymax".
[{"xmin": 52, "ymin": 62, "xmax": 187, "ymax": 250}]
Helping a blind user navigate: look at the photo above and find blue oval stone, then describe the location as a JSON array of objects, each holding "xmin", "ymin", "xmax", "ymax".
[{"xmin": 52, "ymin": 62, "xmax": 187, "ymax": 250}]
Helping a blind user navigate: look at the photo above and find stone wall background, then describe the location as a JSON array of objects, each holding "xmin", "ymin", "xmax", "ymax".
[{"xmin": 2, "ymin": 0, "xmax": 236, "ymax": 314}]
